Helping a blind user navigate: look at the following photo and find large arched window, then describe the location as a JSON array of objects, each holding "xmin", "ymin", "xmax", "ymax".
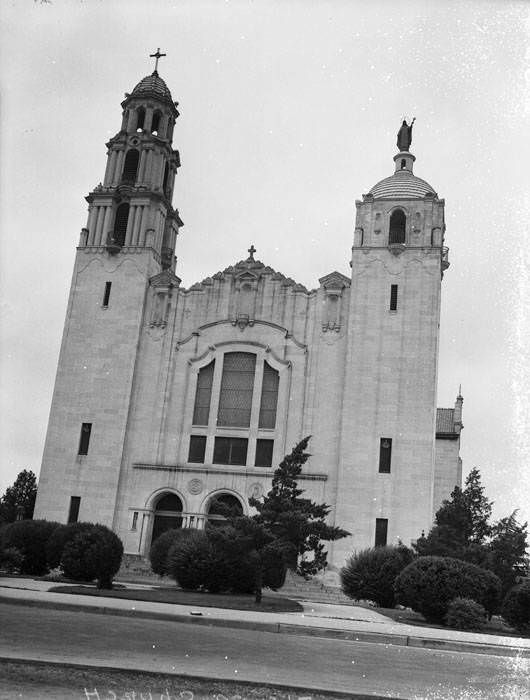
[
  {"xmin": 122, "ymin": 149, "xmax": 139, "ymax": 184},
  {"xmin": 188, "ymin": 351, "xmax": 281, "ymax": 468},
  {"xmin": 113, "ymin": 203, "xmax": 129, "ymax": 246},
  {"xmin": 389, "ymin": 210, "xmax": 406, "ymax": 244}
]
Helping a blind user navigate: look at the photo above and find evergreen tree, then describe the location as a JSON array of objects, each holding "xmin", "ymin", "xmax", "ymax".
[
  {"xmin": 214, "ymin": 437, "xmax": 349, "ymax": 603},
  {"xmin": 487, "ymin": 511, "xmax": 529, "ymax": 597},
  {"xmin": 0, "ymin": 470, "xmax": 37, "ymax": 524},
  {"xmin": 415, "ymin": 468, "xmax": 492, "ymax": 559}
]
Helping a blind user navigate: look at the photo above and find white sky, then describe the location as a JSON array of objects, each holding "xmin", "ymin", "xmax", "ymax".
[{"xmin": 1, "ymin": 0, "xmax": 529, "ymax": 527}]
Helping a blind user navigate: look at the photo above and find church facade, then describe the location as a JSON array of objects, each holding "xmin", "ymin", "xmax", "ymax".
[{"xmin": 34, "ymin": 68, "xmax": 463, "ymax": 575}]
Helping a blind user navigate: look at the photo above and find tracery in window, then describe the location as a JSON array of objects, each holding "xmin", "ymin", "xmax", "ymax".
[{"xmin": 217, "ymin": 352, "xmax": 256, "ymax": 427}]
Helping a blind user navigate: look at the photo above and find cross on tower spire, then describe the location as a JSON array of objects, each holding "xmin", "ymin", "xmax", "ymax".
[
  {"xmin": 149, "ymin": 48, "xmax": 166, "ymax": 73},
  {"xmin": 247, "ymin": 244, "xmax": 256, "ymax": 260}
]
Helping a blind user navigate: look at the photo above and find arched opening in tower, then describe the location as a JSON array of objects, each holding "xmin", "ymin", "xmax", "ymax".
[
  {"xmin": 389, "ymin": 209, "xmax": 406, "ymax": 244},
  {"xmin": 122, "ymin": 149, "xmax": 139, "ymax": 184},
  {"xmin": 136, "ymin": 107, "xmax": 145, "ymax": 131},
  {"xmin": 151, "ymin": 110, "xmax": 162, "ymax": 136},
  {"xmin": 113, "ymin": 203, "xmax": 130, "ymax": 247}
]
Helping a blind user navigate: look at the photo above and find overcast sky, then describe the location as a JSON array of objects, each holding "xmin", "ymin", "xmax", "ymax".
[{"xmin": 1, "ymin": 0, "xmax": 529, "ymax": 527}]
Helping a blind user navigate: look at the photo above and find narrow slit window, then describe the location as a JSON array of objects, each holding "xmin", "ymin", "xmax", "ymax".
[
  {"xmin": 78, "ymin": 423, "xmax": 92, "ymax": 455},
  {"xmin": 375, "ymin": 518, "xmax": 388, "ymax": 547},
  {"xmin": 379, "ymin": 438, "xmax": 392, "ymax": 473},
  {"xmin": 131, "ymin": 511, "xmax": 138, "ymax": 531},
  {"xmin": 68, "ymin": 496, "xmax": 81, "ymax": 524},
  {"xmin": 102, "ymin": 282, "xmax": 112, "ymax": 307},
  {"xmin": 390, "ymin": 285, "xmax": 398, "ymax": 311},
  {"xmin": 188, "ymin": 435, "xmax": 207, "ymax": 464}
]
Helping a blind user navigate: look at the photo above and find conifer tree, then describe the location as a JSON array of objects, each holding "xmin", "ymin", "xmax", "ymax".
[
  {"xmin": 213, "ymin": 437, "xmax": 349, "ymax": 603},
  {"xmin": 415, "ymin": 468, "xmax": 493, "ymax": 558},
  {"xmin": 0, "ymin": 470, "xmax": 37, "ymax": 524}
]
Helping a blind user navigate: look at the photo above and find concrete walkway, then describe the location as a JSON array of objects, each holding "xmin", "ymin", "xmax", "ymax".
[{"xmin": 1, "ymin": 576, "xmax": 529, "ymax": 659}]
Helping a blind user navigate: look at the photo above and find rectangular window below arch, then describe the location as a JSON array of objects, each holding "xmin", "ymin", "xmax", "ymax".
[{"xmin": 213, "ymin": 437, "xmax": 248, "ymax": 466}]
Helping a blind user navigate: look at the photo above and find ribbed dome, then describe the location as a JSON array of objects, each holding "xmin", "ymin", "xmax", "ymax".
[
  {"xmin": 369, "ymin": 170, "xmax": 436, "ymax": 199},
  {"xmin": 131, "ymin": 71, "xmax": 173, "ymax": 102}
]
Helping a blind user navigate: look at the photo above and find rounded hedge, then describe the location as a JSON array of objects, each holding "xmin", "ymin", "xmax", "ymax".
[
  {"xmin": 501, "ymin": 580, "xmax": 530, "ymax": 633},
  {"xmin": 1, "ymin": 519, "xmax": 60, "ymax": 575},
  {"xmin": 166, "ymin": 530, "xmax": 217, "ymax": 590},
  {"xmin": 149, "ymin": 528, "xmax": 199, "ymax": 576},
  {"xmin": 394, "ymin": 556, "xmax": 502, "ymax": 623},
  {"xmin": 446, "ymin": 597, "xmax": 486, "ymax": 630},
  {"xmin": 46, "ymin": 522, "xmax": 95, "ymax": 570},
  {"xmin": 341, "ymin": 545, "xmax": 415, "ymax": 608},
  {"xmin": 61, "ymin": 524, "xmax": 123, "ymax": 588}
]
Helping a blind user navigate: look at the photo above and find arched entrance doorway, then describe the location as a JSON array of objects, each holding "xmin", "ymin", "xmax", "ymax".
[
  {"xmin": 206, "ymin": 493, "xmax": 243, "ymax": 527},
  {"xmin": 151, "ymin": 492, "xmax": 183, "ymax": 545}
]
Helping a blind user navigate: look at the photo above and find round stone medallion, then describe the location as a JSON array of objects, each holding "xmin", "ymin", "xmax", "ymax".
[{"xmin": 188, "ymin": 478, "xmax": 204, "ymax": 495}]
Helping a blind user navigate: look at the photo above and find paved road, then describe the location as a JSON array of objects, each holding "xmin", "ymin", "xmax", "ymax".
[{"xmin": 0, "ymin": 604, "xmax": 528, "ymax": 699}]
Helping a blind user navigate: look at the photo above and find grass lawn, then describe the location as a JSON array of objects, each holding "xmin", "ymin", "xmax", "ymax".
[
  {"xmin": 373, "ymin": 605, "xmax": 527, "ymax": 638},
  {"xmin": 48, "ymin": 584, "xmax": 303, "ymax": 613}
]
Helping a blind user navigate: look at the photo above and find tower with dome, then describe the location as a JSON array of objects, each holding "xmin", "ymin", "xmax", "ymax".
[{"xmin": 34, "ymin": 63, "xmax": 463, "ymax": 577}]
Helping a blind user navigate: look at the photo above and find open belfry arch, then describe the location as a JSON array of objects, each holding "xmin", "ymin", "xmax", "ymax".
[{"xmin": 34, "ymin": 57, "xmax": 463, "ymax": 579}]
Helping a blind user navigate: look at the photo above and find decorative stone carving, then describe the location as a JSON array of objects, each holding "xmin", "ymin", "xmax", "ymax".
[
  {"xmin": 248, "ymin": 482, "xmax": 264, "ymax": 499},
  {"xmin": 319, "ymin": 271, "xmax": 351, "ymax": 333},
  {"xmin": 188, "ymin": 478, "xmax": 204, "ymax": 495}
]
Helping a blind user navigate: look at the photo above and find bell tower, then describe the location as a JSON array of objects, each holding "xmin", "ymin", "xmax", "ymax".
[
  {"xmin": 34, "ymin": 53, "xmax": 183, "ymax": 526},
  {"xmin": 331, "ymin": 121, "xmax": 450, "ymax": 564}
]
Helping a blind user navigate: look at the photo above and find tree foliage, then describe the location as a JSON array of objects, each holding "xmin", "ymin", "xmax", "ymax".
[
  {"xmin": 0, "ymin": 470, "xmax": 37, "ymax": 524},
  {"xmin": 415, "ymin": 468, "xmax": 493, "ymax": 560},
  {"xmin": 414, "ymin": 469, "xmax": 528, "ymax": 602},
  {"xmin": 208, "ymin": 437, "xmax": 349, "ymax": 603}
]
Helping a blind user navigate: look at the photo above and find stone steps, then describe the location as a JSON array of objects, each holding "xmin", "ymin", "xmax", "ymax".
[{"xmin": 117, "ymin": 555, "xmax": 354, "ymax": 605}]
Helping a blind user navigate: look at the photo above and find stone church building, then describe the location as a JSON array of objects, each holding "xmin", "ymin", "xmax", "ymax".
[{"xmin": 34, "ymin": 67, "xmax": 463, "ymax": 575}]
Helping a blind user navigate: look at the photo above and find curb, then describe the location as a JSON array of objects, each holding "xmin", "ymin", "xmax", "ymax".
[
  {"xmin": 1, "ymin": 594, "xmax": 528, "ymax": 659},
  {"xmin": 0, "ymin": 656, "xmax": 401, "ymax": 700}
]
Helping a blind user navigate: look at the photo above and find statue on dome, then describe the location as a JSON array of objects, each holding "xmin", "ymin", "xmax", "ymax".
[{"xmin": 397, "ymin": 118, "xmax": 416, "ymax": 152}]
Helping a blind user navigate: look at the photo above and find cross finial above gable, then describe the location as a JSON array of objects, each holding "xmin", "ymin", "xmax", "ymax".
[{"xmin": 247, "ymin": 244, "xmax": 256, "ymax": 261}]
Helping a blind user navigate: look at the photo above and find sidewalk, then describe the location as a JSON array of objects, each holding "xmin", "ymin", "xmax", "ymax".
[{"xmin": 1, "ymin": 576, "xmax": 529, "ymax": 659}]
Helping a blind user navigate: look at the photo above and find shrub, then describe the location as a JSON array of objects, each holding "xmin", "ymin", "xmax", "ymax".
[
  {"xmin": 166, "ymin": 530, "xmax": 212, "ymax": 590},
  {"xmin": 0, "ymin": 547, "xmax": 24, "ymax": 573},
  {"xmin": 61, "ymin": 524, "xmax": 123, "ymax": 589},
  {"xmin": 46, "ymin": 522, "xmax": 94, "ymax": 570},
  {"xmin": 501, "ymin": 580, "xmax": 530, "ymax": 633},
  {"xmin": 446, "ymin": 597, "xmax": 486, "ymax": 630},
  {"xmin": 0, "ymin": 519, "xmax": 60, "ymax": 575},
  {"xmin": 149, "ymin": 528, "xmax": 198, "ymax": 576},
  {"xmin": 394, "ymin": 556, "xmax": 502, "ymax": 623},
  {"xmin": 341, "ymin": 545, "xmax": 415, "ymax": 608}
]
